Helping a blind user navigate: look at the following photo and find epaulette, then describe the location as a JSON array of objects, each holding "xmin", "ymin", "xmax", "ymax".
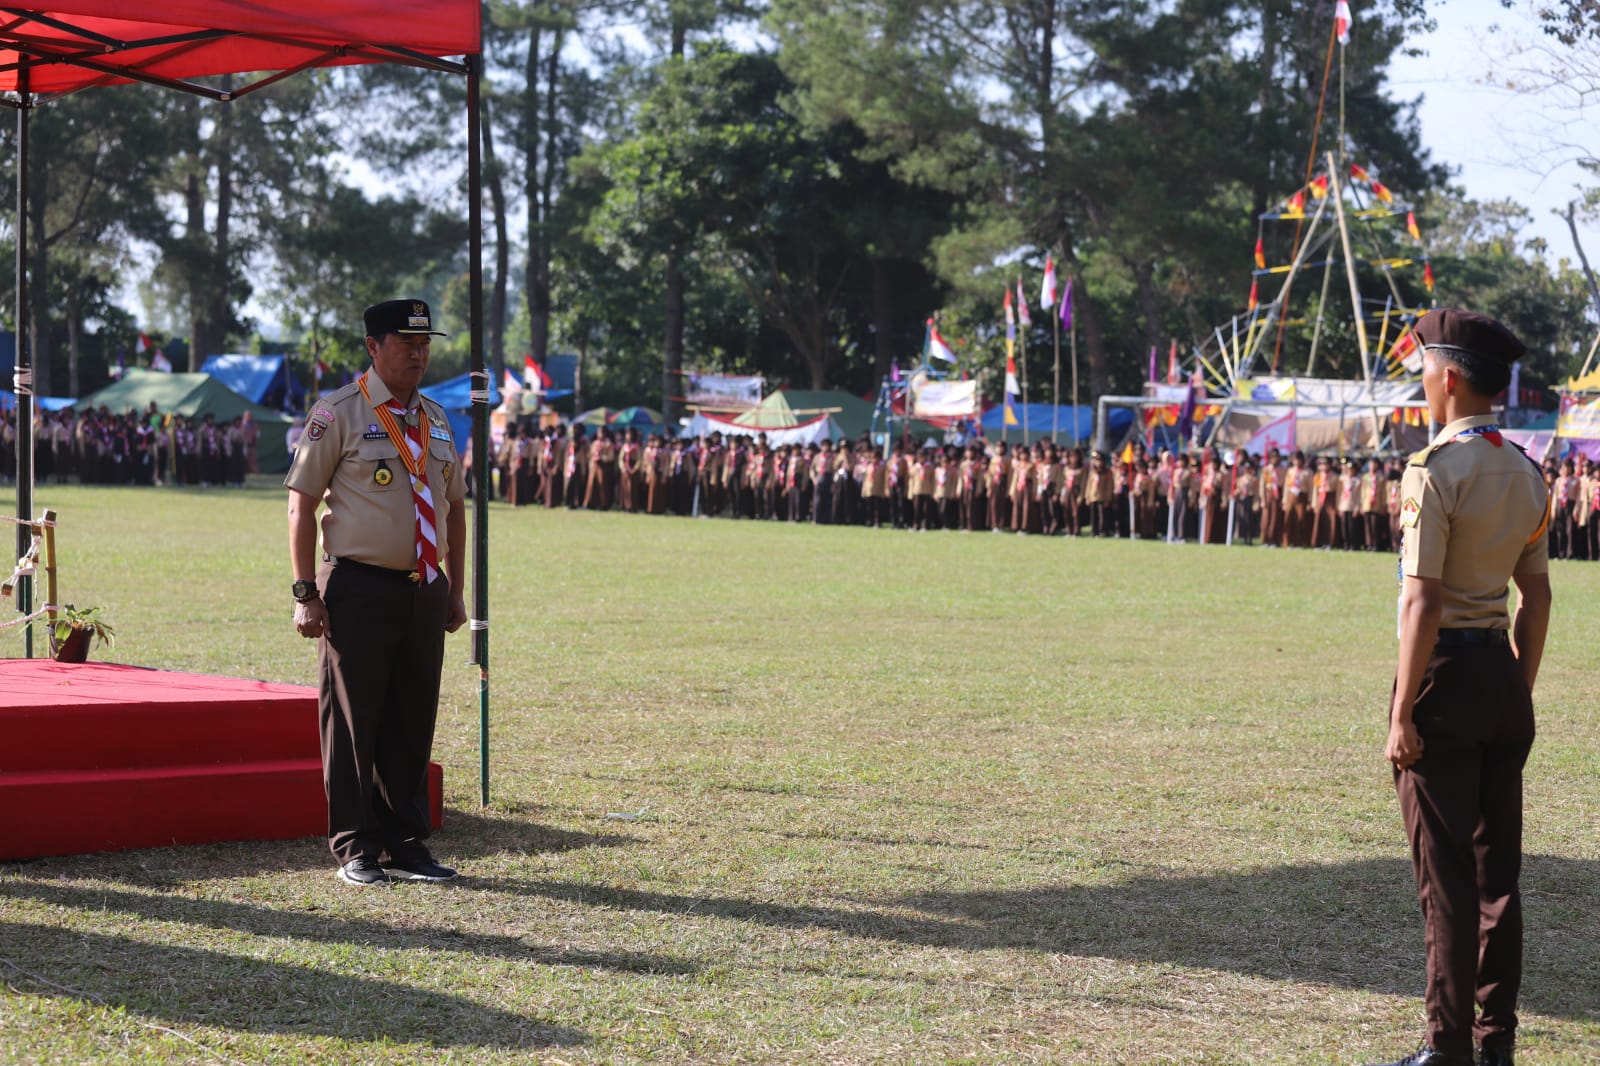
[{"xmin": 1407, "ymin": 441, "xmax": 1448, "ymax": 467}]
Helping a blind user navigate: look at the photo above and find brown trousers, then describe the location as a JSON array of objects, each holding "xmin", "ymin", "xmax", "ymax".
[
  {"xmin": 1393, "ymin": 639, "xmax": 1533, "ymax": 1057},
  {"xmin": 318, "ymin": 559, "xmax": 449, "ymax": 865}
]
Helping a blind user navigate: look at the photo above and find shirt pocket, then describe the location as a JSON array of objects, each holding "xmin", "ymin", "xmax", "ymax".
[{"xmin": 357, "ymin": 437, "xmax": 404, "ymax": 489}]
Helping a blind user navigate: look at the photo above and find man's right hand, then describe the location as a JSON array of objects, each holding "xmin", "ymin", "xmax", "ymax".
[{"xmin": 294, "ymin": 598, "xmax": 329, "ymax": 639}]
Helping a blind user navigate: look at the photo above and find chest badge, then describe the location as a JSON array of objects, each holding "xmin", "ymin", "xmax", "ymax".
[{"xmin": 374, "ymin": 460, "xmax": 394, "ymax": 487}]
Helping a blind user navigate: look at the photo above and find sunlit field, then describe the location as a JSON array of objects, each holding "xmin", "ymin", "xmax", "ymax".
[{"xmin": 3, "ymin": 480, "xmax": 1597, "ymax": 1064}]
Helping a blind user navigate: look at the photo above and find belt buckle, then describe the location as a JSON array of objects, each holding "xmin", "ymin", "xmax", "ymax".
[{"xmin": 408, "ymin": 570, "xmax": 420, "ymax": 584}]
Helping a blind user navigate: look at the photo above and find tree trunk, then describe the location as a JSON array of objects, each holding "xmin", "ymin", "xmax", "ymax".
[
  {"xmin": 482, "ymin": 93, "xmax": 509, "ymax": 380},
  {"xmin": 870, "ymin": 256, "xmax": 894, "ymax": 382},
  {"xmin": 662, "ymin": 249, "xmax": 684, "ymax": 422},
  {"xmin": 26, "ymin": 145, "xmax": 50, "ymax": 396},
  {"xmin": 65, "ymin": 294, "xmax": 81, "ymax": 398},
  {"xmin": 183, "ymin": 97, "xmax": 205, "ymax": 371},
  {"xmin": 1068, "ymin": 255, "xmax": 1110, "ymax": 399},
  {"xmin": 523, "ymin": 23, "xmax": 549, "ymax": 364},
  {"xmin": 1133, "ymin": 259, "xmax": 1162, "ymax": 361},
  {"xmin": 200, "ymin": 86, "xmax": 234, "ymax": 364}
]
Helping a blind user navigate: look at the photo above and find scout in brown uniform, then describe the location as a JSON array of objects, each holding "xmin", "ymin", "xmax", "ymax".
[
  {"xmin": 286, "ymin": 299, "xmax": 467, "ymax": 886},
  {"xmin": 986, "ymin": 442, "xmax": 1011, "ymax": 532},
  {"xmin": 1281, "ymin": 450, "xmax": 1311, "ymax": 547},
  {"xmin": 1369, "ymin": 310, "xmax": 1551, "ymax": 1066},
  {"xmin": 1258, "ymin": 448, "xmax": 1282, "ymax": 547},
  {"xmin": 1359, "ymin": 456, "xmax": 1385, "ymax": 551}
]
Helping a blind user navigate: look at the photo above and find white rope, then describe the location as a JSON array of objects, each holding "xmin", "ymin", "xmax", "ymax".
[
  {"xmin": 0, "ymin": 515, "xmax": 57, "ymax": 527},
  {"xmin": 0, "ymin": 603, "xmax": 58, "ymax": 631},
  {"xmin": 11, "ymin": 365, "xmax": 32, "ymax": 396},
  {"xmin": 2, "ymin": 535, "xmax": 41, "ymax": 596},
  {"xmin": 468, "ymin": 618, "xmax": 488, "ymax": 631},
  {"xmin": 469, "ymin": 370, "xmax": 491, "ymax": 405}
]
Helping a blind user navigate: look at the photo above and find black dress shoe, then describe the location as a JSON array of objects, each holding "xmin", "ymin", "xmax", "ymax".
[
  {"xmin": 1477, "ymin": 1044, "xmax": 1514, "ymax": 1066},
  {"xmin": 336, "ymin": 857, "xmax": 390, "ymax": 886},
  {"xmin": 383, "ymin": 849, "xmax": 457, "ymax": 882},
  {"xmin": 1365, "ymin": 1046, "xmax": 1474, "ymax": 1066}
]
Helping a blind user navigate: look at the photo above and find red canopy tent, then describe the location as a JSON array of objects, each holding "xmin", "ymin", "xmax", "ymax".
[{"xmin": 2, "ymin": 2, "xmax": 496, "ymax": 801}]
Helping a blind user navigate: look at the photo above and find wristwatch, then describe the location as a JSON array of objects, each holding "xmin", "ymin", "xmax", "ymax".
[{"xmin": 292, "ymin": 579, "xmax": 319, "ymax": 603}]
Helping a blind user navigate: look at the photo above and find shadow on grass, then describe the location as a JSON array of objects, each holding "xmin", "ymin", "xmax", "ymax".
[
  {"xmin": 0, "ymin": 879, "xmax": 694, "ymax": 977},
  {"xmin": 0, "ymin": 921, "xmax": 586, "ymax": 1050},
  {"xmin": 472, "ymin": 854, "xmax": 1599, "ymax": 1021},
  {"xmin": 0, "ymin": 808, "xmax": 638, "ymax": 884}
]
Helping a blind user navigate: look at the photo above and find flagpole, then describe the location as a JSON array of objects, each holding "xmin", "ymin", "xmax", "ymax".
[
  {"xmin": 1020, "ymin": 319, "xmax": 1030, "ymax": 444},
  {"xmin": 1069, "ymin": 304, "xmax": 1079, "ymax": 447},
  {"xmin": 1052, "ymin": 306, "xmax": 1061, "ymax": 445}
]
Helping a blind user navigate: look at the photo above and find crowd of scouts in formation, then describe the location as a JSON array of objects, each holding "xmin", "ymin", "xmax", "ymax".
[
  {"xmin": 8, "ymin": 402, "xmax": 1598, "ymax": 561},
  {"xmin": 492, "ymin": 421, "xmax": 1600, "ymax": 557},
  {"xmin": 0, "ymin": 405, "xmax": 261, "ymax": 487}
]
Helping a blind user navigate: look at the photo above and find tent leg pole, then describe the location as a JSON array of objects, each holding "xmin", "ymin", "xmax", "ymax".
[
  {"xmin": 14, "ymin": 67, "xmax": 33, "ymax": 658},
  {"xmin": 467, "ymin": 53, "xmax": 490, "ymax": 809}
]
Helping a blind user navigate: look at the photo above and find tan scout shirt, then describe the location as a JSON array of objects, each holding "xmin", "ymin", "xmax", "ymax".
[
  {"xmin": 285, "ymin": 371, "xmax": 467, "ymax": 572},
  {"xmin": 1400, "ymin": 414, "xmax": 1549, "ymax": 630}
]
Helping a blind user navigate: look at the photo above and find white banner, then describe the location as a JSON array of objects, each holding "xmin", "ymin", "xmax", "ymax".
[
  {"xmin": 686, "ymin": 412, "xmax": 836, "ymax": 446},
  {"xmin": 685, "ymin": 372, "xmax": 762, "ymax": 411},
  {"xmin": 1557, "ymin": 395, "xmax": 1600, "ymax": 439},
  {"xmin": 910, "ymin": 378, "xmax": 977, "ymax": 417},
  {"xmin": 1243, "ymin": 409, "xmax": 1296, "ymax": 456}
]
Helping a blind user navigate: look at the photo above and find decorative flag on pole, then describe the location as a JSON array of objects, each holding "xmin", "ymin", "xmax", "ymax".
[
  {"xmin": 1148, "ymin": 346, "xmax": 1158, "ymax": 383},
  {"xmin": 1508, "ymin": 361, "xmax": 1521, "ymax": 407},
  {"xmin": 927, "ymin": 319, "xmax": 957, "ymax": 362},
  {"xmin": 150, "ymin": 351, "xmax": 172, "ymax": 373},
  {"xmin": 1370, "ymin": 180, "xmax": 1393, "ymax": 204},
  {"xmin": 1349, "ymin": 162, "xmax": 1371, "ymax": 183},
  {"xmin": 1309, "ymin": 174, "xmax": 1329, "ymax": 199},
  {"xmin": 1176, "ymin": 371, "xmax": 1200, "ymax": 441},
  {"xmin": 1004, "ymin": 290, "xmax": 1016, "ymax": 362},
  {"xmin": 1283, "ymin": 190, "xmax": 1305, "ymax": 218},
  {"xmin": 1247, "ymin": 278, "xmax": 1260, "ymax": 311},
  {"xmin": 1254, "ymin": 237, "xmax": 1266, "ymax": 270},
  {"xmin": 315, "ymin": 358, "xmax": 333, "ymax": 379},
  {"xmin": 1423, "ymin": 261, "xmax": 1435, "ymax": 293},
  {"xmin": 890, "ymin": 359, "xmax": 901, "ymax": 384},
  {"xmin": 1016, "ymin": 278, "xmax": 1032, "ymax": 327},
  {"xmin": 502, "ymin": 368, "xmax": 521, "ymax": 393},
  {"xmin": 1004, "ymin": 356, "xmax": 1021, "ymax": 426},
  {"xmin": 1244, "ymin": 409, "xmax": 1297, "ymax": 457},
  {"xmin": 1040, "ymin": 256, "xmax": 1058, "ymax": 309},
  {"xmin": 1406, "ymin": 211, "xmax": 1421, "ymax": 240},
  {"xmin": 1335, "ymin": 0, "xmax": 1353, "ymax": 45},
  {"xmin": 135, "ymin": 332, "xmax": 153, "ymax": 355},
  {"xmin": 524, "ymin": 355, "xmax": 550, "ymax": 390},
  {"xmin": 1059, "ymin": 279, "xmax": 1073, "ymax": 330},
  {"xmin": 1167, "ymin": 339, "xmax": 1180, "ymax": 385}
]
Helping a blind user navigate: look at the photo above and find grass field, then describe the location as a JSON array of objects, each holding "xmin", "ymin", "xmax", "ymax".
[{"xmin": 2, "ymin": 479, "xmax": 1597, "ymax": 1065}]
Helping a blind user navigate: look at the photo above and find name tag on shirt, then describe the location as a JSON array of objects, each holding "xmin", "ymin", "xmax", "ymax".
[{"xmin": 429, "ymin": 426, "xmax": 453, "ymax": 443}]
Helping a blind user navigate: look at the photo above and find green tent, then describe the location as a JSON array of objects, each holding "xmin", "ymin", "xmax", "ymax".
[
  {"xmin": 72, "ymin": 370, "xmax": 295, "ymax": 473},
  {"xmin": 737, "ymin": 388, "xmax": 945, "ymax": 442}
]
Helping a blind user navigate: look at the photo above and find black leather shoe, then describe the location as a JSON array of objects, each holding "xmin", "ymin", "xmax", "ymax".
[
  {"xmin": 336, "ymin": 857, "xmax": 390, "ymax": 886},
  {"xmin": 383, "ymin": 849, "xmax": 457, "ymax": 882},
  {"xmin": 1365, "ymin": 1046, "xmax": 1474, "ymax": 1066},
  {"xmin": 1477, "ymin": 1044, "xmax": 1514, "ymax": 1066}
]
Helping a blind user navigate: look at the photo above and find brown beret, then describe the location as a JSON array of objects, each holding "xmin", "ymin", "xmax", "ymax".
[{"xmin": 1413, "ymin": 308, "xmax": 1525, "ymax": 364}]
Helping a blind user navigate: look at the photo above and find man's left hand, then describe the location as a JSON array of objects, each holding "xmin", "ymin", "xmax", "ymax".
[
  {"xmin": 446, "ymin": 595, "xmax": 468, "ymax": 634},
  {"xmin": 1386, "ymin": 717, "xmax": 1424, "ymax": 771}
]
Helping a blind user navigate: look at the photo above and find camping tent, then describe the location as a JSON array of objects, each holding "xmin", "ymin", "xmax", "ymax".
[
  {"xmin": 688, "ymin": 410, "xmax": 840, "ymax": 445},
  {"xmin": 0, "ymin": 391, "xmax": 74, "ymax": 412},
  {"xmin": 71, "ymin": 370, "xmax": 294, "ymax": 473},
  {"xmin": 420, "ymin": 371, "xmax": 501, "ymax": 456},
  {"xmin": 201, "ymin": 354, "xmax": 306, "ymax": 411},
  {"xmin": 980, "ymin": 403, "xmax": 1125, "ymax": 445},
  {"xmin": 740, "ymin": 390, "xmax": 876, "ymax": 437}
]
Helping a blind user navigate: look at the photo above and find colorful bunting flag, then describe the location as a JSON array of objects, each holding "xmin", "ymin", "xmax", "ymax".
[
  {"xmin": 1247, "ymin": 278, "xmax": 1260, "ymax": 311},
  {"xmin": 1167, "ymin": 339, "xmax": 1180, "ymax": 385},
  {"xmin": 1309, "ymin": 175, "xmax": 1329, "ymax": 199},
  {"xmin": 1059, "ymin": 279, "xmax": 1073, "ymax": 331},
  {"xmin": 1349, "ymin": 162, "xmax": 1370, "ymax": 183},
  {"xmin": 502, "ymin": 368, "xmax": 521, "ymax": 393},
  {"xmin": 1406, "ymin": 211, "xmax": 1421, "ymax": 241},
  {"xmin": 1004, "ymin": 356, "xmax": 1021, "ymax": 427},
  {"xmin": 1283, "ymin": 190, "xmax": 1305, "ymax": 218},
  {"xmin": 1254, "ymin": 237, "xmax": 1266, "ymax": 270},
  {"xmin": 1148, "ymin": 346, "xmax": 1158, "ymax": 383},
  {"xmin": 1423, "ymin": 261, "xmax": 1435, "ymax": 293},
  {"xmin": 1004, "ymin": 290, "xmax": 1016, "ymax": 363},
  {"xmin": 1015, "ymin": 278, "xmax": 1032, "ymax": 327},
  {"xmin": 1370, "ymin": 180, "xmax": 1393, "ymax": 204}
]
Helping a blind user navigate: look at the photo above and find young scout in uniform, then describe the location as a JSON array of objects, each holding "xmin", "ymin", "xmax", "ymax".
[
  {"xmin": 1282, "ymin": 450, "xmax": 1311, "ymax": 547},
  {"xmin": 1258, "ymin": 447, "xmax": 1282, "ymax": 546},
  {"xmin": 286, "ymin": 299, "xmax": 468, "ymax": 886},
  {"xmin": 986, "ymin": 442, "xmax": 1011, "ymax": 532},
  {"xmin": 1368, "ymin": 310, "xmax": 1551, "ymax": 1066},
  {"xmin": 1360, "ymin": 456, "xmax": 1385, "ymax": 552},
  {"xmin": 1337, "ymin": 456, "xmax": 1361, "ymax": 549}
]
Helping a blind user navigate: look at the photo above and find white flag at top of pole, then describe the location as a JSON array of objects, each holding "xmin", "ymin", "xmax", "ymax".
[
  {"xmin": 1040, "ymin": 256, "xmax": 1058, "ymax": 309},
  {"xmin": 1335, "ymin": 1, "xmax": 1352, "ymax": 45}
]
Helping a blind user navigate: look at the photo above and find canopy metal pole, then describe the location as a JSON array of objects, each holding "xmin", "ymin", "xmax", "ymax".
[
  {"xmin": 466, "ymin": 52, "xmax": 490, "ymax": 807},
  {"xmin": 13, "ymin": 63, "xmax": 33, "ymax": 657}
]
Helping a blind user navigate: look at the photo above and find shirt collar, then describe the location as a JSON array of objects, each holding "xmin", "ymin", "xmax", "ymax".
[
  {"xmin": 1431, "ymin": 412, "xmax": 1497, "ymax": 445},
  {"xmin": 361, "ymin": 369, "xmax": 416, "ymax": 411}
]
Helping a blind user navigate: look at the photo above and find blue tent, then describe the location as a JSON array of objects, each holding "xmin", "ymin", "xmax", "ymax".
[
  {"xmin": 201, "ymin": 354, "xmax": 306, "ymax": 411},
  {"xmin": 0, "ymin": 391, "xmax": 75, "ymax": 412},
  {"xmin": 420, "ymin": 371, "xmax": 501, "ymax": 457},
  {"xmin": 979, "ymin": 403, "xmax": 1131, "ymax": 444}
]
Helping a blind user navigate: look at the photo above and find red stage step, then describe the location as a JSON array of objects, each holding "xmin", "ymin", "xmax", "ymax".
[{"xmin": 1, "ymin": 660, "xmax": 442, "ymax": 861}]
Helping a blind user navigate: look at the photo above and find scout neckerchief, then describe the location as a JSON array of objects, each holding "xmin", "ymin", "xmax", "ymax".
[{"xmin": 358, "ymin": 373, "xmax": 438, "ymax": 584}]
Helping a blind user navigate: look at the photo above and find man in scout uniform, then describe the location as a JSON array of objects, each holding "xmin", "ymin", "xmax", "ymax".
[
  {"xmin": 285, "ymin": 299, "xmax": 468, "ymax": 887},
  {"xmin": 1368, "ymin": 310, "xmax": 1551, "ymax": 1066}
]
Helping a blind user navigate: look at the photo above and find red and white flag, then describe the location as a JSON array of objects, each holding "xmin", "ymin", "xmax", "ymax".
[
  {"xmin": 1040, "ymin": 256, "xmax": 1058, "ymax": 309},
  {"xmin": 1334, "ymin": 1, "xmax": 1352, "ymax": 45},
  {"xmin": 1015, "ymin": 278, "xmax": 1032, "ymax": 327},
  {"xmin": 503, "ymin": 368, "xmax": 522, "ymax": 393},
  {"xmin": 927, "ymin": 320, "xmax": 957, "ymax": 363},
  {"xmin": 524, "ymin": 355, "xmax": 550, "ymax": 390},
  {"xmin": 150, "ymin": 351, "xmax": 172, "ymax": 373},
  {"xmin": 135, "ymin": 332, "xmax": 153, "ymax": 354}
]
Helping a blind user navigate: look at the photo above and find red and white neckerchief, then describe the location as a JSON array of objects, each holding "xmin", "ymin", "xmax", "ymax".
[{"xmin": 359, "ymin": 374, "xmax": 438, "ymax": 585}]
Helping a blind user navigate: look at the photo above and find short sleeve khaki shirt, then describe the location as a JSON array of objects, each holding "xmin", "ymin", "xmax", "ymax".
[
  {"xmin": 284, "ymin": 371, "xmax": 468, "ymax": 572},
  {"xmin": 1399, "ymin": 413, "xmax": 1549, "ymax": 629}
]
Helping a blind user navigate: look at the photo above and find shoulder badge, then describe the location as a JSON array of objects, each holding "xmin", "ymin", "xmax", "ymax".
[
  {"xmin": 306, "ymin": 421, "xmax": 327, "ymax": 442},
  {"xmin": 1400, "ymin": 496, "xmax": 1421, "ymax": 528}
]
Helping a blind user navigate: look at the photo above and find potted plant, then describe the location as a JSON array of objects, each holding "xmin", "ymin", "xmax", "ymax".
[{"xmin": 50, "ymin": 604, "xmax": 115, "ymax": 664}]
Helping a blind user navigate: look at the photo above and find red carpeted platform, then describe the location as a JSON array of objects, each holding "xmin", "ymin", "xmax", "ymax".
[{"xmin": 1, "ymin": 659, "xmax": 442, "ymax": 861}]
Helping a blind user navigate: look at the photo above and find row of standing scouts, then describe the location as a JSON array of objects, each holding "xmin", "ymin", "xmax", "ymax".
[
  {"xmin": 495, "ymin": 422, "xmax": 1600, "ymax": 556},
  {"xmin": 0, "ymin": 406, "xmax": 261, "ymax": 487}
]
